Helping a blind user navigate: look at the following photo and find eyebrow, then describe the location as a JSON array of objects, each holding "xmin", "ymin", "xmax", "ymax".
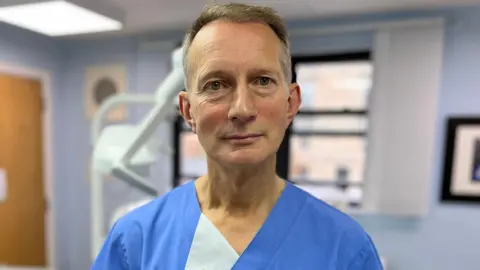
[
  {"xmin": 249, "ymin": 67, "xmax": 282, "ymax": 78},
  {"xmin": 198, "ymin": 67, "xmax": 281, "ymax": 83},
  {"xmin": 198, "ymin": 70, "xmax": 230, "ymax": 83}
]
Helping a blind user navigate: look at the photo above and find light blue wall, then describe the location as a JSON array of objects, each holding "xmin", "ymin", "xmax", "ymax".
[
  {"xmin": 1, "ymin": 6, "xmax": 480, "ymax": 270},
  {"xmin": 355, "ymin": 9, "xmax": 480, "ymax": 270},
  {"xmin": 59, "ymin": 37, "xmax": 175, "ymax": 269}
]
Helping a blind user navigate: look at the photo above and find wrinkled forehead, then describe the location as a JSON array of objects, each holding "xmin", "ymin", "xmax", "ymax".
[{"xmin": 186, "ymin": 21, "xmax": 284, "ymax": 84}]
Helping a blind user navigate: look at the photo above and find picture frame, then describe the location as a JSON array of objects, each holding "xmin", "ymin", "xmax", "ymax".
[
  {"xmin": 441, "ymin": 117, "xmax": 480, "ymax": 203},
  {"xmin": 84, "ymin": 63, "xmax": 127, "ymax": 122}
]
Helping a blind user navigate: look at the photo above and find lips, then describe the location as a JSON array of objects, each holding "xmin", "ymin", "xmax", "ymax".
[{"xmin": 224, "ymin": 133, "xmax": 263, "ymax": 140}]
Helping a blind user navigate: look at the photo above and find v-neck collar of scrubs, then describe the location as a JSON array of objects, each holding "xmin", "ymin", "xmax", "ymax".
[{"xmin": 182, "ymin": 180, "xmax": 306, "ymax": 269}]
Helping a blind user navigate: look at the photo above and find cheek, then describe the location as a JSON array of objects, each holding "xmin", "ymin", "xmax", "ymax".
[
  {"xmin": 257, "ymin": 98, "xmax": 288, "ymax": 127},
  {"xmin": 195, "ymin": 104, "xmax": 228, "ymax": 135}
]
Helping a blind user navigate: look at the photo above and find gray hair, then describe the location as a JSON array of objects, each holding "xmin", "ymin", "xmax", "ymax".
[{"xmin": 182, "ymin": 3, "xmax": 292, "ymax": 88}]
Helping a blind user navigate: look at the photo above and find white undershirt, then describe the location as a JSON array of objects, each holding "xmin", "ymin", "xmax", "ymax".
[{"xmin": 185, "ymin": 214, "xmax": 240, "ymax": 270}]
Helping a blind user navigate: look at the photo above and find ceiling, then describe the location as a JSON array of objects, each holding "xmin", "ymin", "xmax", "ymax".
[{"xmin": 94, "ymin": 0, "xmax": 480, "ymax": 36}]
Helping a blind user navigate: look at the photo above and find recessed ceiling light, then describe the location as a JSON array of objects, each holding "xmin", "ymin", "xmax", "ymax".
[{"xmin": 0, "ymin": 0, "xmax": 124, "ymax": 36}]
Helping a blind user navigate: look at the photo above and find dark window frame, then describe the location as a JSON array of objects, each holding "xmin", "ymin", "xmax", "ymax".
[{"xmin": 287, "ymin": 51, "xmax": 371, "ymax": 186}]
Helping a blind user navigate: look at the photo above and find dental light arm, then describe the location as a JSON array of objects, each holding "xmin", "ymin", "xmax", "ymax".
[
  {"xmin": 91, "ymin": 94, "xmax": 156, "ymax": 144},
  {"xmin": 112, "ymin": 48, "xmax": 185, "ymax": 195},
  {"xmin": 90, "ymin": 46, "xmax": 185, "ymax": 260}
]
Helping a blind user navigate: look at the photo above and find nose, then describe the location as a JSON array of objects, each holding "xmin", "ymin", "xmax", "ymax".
[{"xmin": 228, "ymin": 85, "xmax": 257, "ymax": 123}]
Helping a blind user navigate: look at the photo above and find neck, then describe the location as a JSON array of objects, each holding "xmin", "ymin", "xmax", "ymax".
[{"xmin": 195, "ymin": 156, "xmax": 285, "ymax": 216}]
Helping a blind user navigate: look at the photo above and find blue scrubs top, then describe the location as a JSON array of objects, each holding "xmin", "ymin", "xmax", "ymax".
[{"xmin": 92, "ymin": 180, "xmax": 383, "ymax": 269}]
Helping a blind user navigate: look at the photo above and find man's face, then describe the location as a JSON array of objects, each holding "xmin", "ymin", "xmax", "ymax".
[{"xmin": 179, "ymin": 20, "xmax": 301, "ymax": 166}]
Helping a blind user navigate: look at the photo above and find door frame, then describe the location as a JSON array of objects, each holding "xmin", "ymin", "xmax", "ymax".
[{"xmin": 0, "ymin": 62, "xmax": 56, "ymax": 269}]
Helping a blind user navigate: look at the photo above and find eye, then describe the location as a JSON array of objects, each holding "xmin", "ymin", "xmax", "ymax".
[
  {"xmin": 256, "ymin": 77, "xmax": 274, "ymax": 86},
  {"xmin": 205, "ymin": 81, "xmax": 223, "ymax": 91}
]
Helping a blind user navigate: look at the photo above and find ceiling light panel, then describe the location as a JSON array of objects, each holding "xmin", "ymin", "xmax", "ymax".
[{"xmin": 0, "ymin": 0, "xmax": 124, "ymax": 36}]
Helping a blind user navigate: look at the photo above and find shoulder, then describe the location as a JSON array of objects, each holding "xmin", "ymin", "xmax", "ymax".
[
  {"xmin": 291, "ymin": 184, "xmax": 383, "ymax": 269},
  {"xmin": 93, "ymin": 183, "xmax": 195, "ymax": 268},
  {"xmin": 292, "ymin": 184, "xmax": 368, "ymax": 238},
  {"xmin": 113, "ymin": 182, "xmax": 193, "ymax": 235},
  {"xmin": 92, "ymin": 184, "xmax": 190, "ymax": 269},
  {"xmin": 106, "ymin": 182, "xmax": 194, "ymax": 249}
]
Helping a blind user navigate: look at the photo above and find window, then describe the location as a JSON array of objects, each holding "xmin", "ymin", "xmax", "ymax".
[
  {"xmin": 298, "ymin": 82, "xmax": 316, "ymax": 109},
  {"xmin": 296, "ymin": 61, "xmax": 371, "ymax": 111},
  {"xmin": 172, "ymin": 111, "xmax": 208, "ymax": 187},
  {"xmin": 288, "ymin": 52, "xmax": 372, "ymax": 209},
  {"xmin": 290, "ymin": 136, "xmax": 366, "ymax": 184},
  {"xmin": 180, "ymin": 132, "xmax": 207, "ymax": 179}
]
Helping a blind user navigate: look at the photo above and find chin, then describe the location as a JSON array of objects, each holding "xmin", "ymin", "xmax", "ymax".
[{"xmin": 222, "ymin": 148, "xmax": 270, "ymax": 166}]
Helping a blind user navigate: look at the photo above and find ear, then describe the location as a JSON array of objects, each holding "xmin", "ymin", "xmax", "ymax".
[
  {"xmin": 286, "ymin": 83, "xmax": 301, "ymax": 126},
  {"xmin": 178, "ymin": 91, "xmax": 197, "ymax": 133}
]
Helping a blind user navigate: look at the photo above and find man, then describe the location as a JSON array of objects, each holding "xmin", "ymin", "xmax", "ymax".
[{"xmin": 92, "ymin": 3, "xmax": 383, "ymax": 269}]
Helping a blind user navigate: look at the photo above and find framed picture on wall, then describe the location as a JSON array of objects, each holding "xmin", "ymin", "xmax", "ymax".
[
  {"xmin": 441, "ymin": 117, "xmax": 480, "ymax": 203},
  {"xmin": 85, "ymin": 63, "xmax": 127, "ymax": 122}
]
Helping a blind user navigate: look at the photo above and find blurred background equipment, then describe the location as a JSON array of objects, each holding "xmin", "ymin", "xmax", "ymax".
[{"xmin": 90, "ymin": 45, "xmax": 185, "ymax": 259}]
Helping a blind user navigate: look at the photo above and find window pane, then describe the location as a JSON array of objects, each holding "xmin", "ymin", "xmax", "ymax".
[
  {"xmin": 295, "ymin": 61, "xmax": 373, "ymax": 111},
  {"xmin": 289, "ymin": 135, "xmax": 366, "ymax": 184},
  {"xmin": 292, "ymin": 115, "xmax": 368, "ymax": 133},
  {"xmin": 180, "ymin": 132, "xmax": 207, "ymax": 177},
  {"xmin": 296, "ymin": 184, "xmax": 363, "ymax": 209}
]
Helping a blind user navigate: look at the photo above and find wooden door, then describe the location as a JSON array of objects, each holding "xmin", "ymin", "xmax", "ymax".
[{"xmin": 0, "ymin": 74, "xmax": 46, "ymax": 266}]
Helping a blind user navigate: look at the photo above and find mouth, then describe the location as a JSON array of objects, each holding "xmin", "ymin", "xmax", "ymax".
[{"xmin": 223, "ymin": 133, "xmax": 263, "ymax": 143}]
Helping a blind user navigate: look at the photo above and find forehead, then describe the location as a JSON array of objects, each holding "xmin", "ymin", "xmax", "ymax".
[{"xmin": 187, "ymin": 21, "xmax": 283, "ymax": 74}]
